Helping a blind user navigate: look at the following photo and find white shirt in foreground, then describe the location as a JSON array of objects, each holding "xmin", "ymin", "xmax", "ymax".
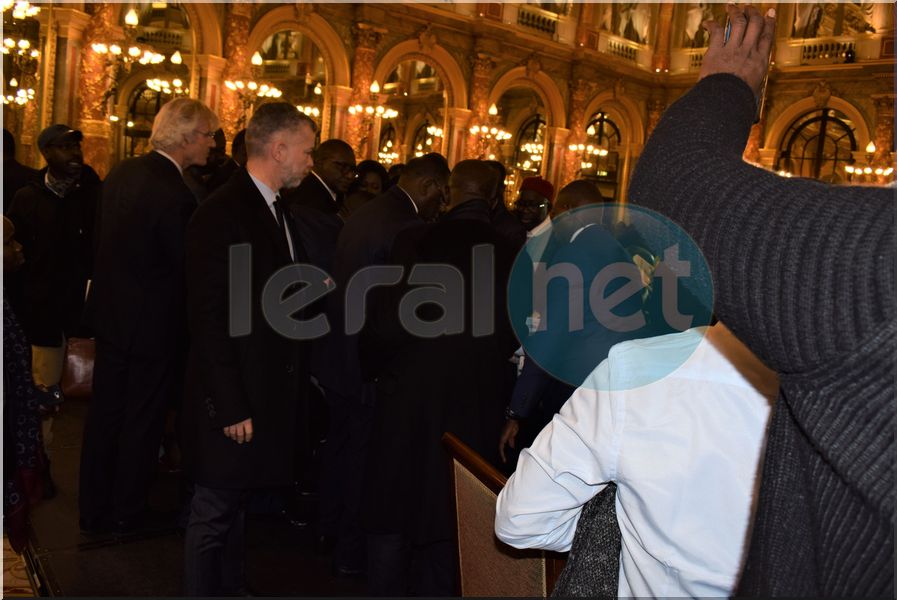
[{"xmin": 495, "ymin": 325, "xmax": 776, "ymax": 598}]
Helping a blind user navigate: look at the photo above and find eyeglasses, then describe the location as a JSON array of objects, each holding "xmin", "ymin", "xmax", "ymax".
[
  {"xmin": 194, "ymin": 129, "xmax": 216, "ymax": 139},
  {"xmin": 516, "ymin": 201, "xmax": 550, "ymax": 211}
]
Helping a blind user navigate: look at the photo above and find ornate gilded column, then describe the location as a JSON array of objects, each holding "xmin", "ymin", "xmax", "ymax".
[
  {"xmin": 464, "ymin": 52, "xmax": 494, "ymax": 160},
  {"xmin": 544, "ymin": 126, "xmax": 571, "ymax": 189},
  {"xmin": 445, "ymin": 107, "xmax": 472, "ymax": 166},
  {"xmin": 346, "ymin": 23, "xmax": 383, "ymax": 159},
  {"xmin": 651, "ymin": 3, "xmax": 675, "ymax": 73},
  {"xmin": 871, "ymin": 94, "xmax": 895, "ymax": 182},
  {"xmin": 194, "ymin": 54, "xmax": 227, "ymax": 116},
  {"xmin": 77, "ymin": 3, "xmax": 117, "ymax": 178},
  {"xmin": 743, "ymin": 113, "xmax": 768, "ymax": 165},
  {"xmin": 561, "ymin": 75, "xmax": 590, "ymax": 186},
  {"xmin": 50, "ymin": 8, "xmax": 90, "ymax": 128},
  {"xmin": 575, "ymin": 3, "xmax": 595, "ymax": 48},
  {"xmin": 327, "ymin": 85, "xmax": 353, "ymax": 141},
  {"xmin": 646, "ymin": 97, "xmax": 665, "ymax": 139},
  {"xmin": 218, "ymin": 4, "xmax": 251, "ymax": 144}
]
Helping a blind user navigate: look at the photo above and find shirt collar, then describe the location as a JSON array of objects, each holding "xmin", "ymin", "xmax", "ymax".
[
  {"xmin": 154, "ymin": 149, "xmax": 183, "ymax": 175},
  {"xmin": 247, "ymin": 169, "xmax": 279, "ymax": 210},
  {"xmin": 527, "ymin": 215, "xmax": 553, "ymax": 238},
  {"xmin": 395, "ymin": 185, "xmax": 419, "ymax": 214},
  {"xmin": 44, "ymin": 170, "xmax": 76, "ymax": 198},
  {"xmin": 310, "ymin": 171, "xmax": 338, "ymax": 202}
]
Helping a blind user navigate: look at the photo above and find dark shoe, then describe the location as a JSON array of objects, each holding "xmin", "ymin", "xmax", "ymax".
[{"xmin": 332, "ymin": 563, "xmax": 365, "ymax": 578}]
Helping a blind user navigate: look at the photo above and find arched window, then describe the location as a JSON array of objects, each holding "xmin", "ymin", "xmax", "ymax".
[
  {"xmin": 775, "ymin": 108, "xmax": 857, "ymax": 183},
  {"xmin": 580, "ymin": 111, "xmax": 622, "ymax": 200},
  {"xmin": 124, "ymin": 84, "xmax": 167, "ymax": 158},
  {"xmin": 514, "ymin": 115, "xmax": 546, "ymax": 175}
]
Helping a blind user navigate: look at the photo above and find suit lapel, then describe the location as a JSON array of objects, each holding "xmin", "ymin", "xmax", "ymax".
[{"xmin": 237, "ymin": 170, "xmax": 294, "ymax": 264}]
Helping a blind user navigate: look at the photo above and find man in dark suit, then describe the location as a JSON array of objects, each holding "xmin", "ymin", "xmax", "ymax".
[
  {"xmin": 280, "ymin": 138, "xmax": 356, "ymax": 506},
  {"xmin": 81, "ymin": 98, "xmax": 218, "ymax": 534},
  {"xmin": 282, "ymin": 138, "xmax": 355, "ymax": 219},
  {"xmin": 315, "ymin": 153, "xmax": 449, "ymax": 577},
  {"xmin": 181, "ymin": 103, "xmax": 317, "ymax": 596},
  {"xmin": 361, "ymin": 160, "xmax": 518, "ymax": 595}
]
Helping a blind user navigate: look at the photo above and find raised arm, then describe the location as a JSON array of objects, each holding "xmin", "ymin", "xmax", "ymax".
[{"xmin": 629, "ymin": 6, "xmax": 895, "ymax": 373}]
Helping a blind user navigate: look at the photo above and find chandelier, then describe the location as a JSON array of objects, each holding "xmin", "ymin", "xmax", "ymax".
[
  {"xmin": 146, "ymin": 76, "xmax": 188, "ymax": 97},
  {"xmin": 844, "ymin": 141, "xmax": 894, "ymax": 183},
  {"xmin": 2, "ymin": 0, "xmax": 40, "ymax": 107},
  {"xmin": 413, "ymin": 123, "xmax": 444, "ymax": 157},
  {"xmin": 379, "ymin": 139, "xmax": 399, "ymax": 165},
  {"xmin": 469, "ymin": 104, "xmax": 511, "ymax": 160},
  {"xmin": 348, "ymin": 81, "xmax": 398, "ymax": 119},
  {"xmin": 225, "ymin": 51, "xmax": 283, "ymax": 128},
  {"xmin": 91, "ymin": 9, "xmax": 169, "ymax": 66}
]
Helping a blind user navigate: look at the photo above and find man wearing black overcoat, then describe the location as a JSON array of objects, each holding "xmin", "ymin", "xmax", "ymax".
[
  {"xmin": 181, "ymin": 103, "xmax": 317, "ymax": 596},
  {"xmin": 360, "ymin": 160, "xmax": 518, "ymax": 595},
  {"xmin": 81, "ymin": 99, "xmax": 218, "ymax": 533},
  {"xmin": 314, "ymin": 154, "xmax": 450, "ymax": 576}
]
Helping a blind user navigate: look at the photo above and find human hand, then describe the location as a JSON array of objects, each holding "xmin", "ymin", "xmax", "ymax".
[
  {"xmin": 223, "ymin": 418, "xmax": 254, "ymax": 444},
  {"xmin": 699, "ymin": 4, "xmax": 776, "ymax": 97},
  {"xmin": 499, "ymin": 418, "xmax": 520, "ymax": 464}
]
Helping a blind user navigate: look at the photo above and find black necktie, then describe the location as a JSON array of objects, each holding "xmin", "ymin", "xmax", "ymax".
[{"xmin": 273, "ymin": 196, "xmax": 293, "ymax": 260}]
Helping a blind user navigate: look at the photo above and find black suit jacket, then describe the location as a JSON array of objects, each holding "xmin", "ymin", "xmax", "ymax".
[
  {"xmin": 181, "ymin": 168, "xmax": 308, "ymax": 489},
  {"xmin": 361, "ymin": 198, "xmax": 518, "ymax": 544},
  {"xmin": 314, "ymin": 185, "xmax": 423, "ymax": 397},
  {"xmin": 282, "ymin": 171, "xmax": 341, "ymax": 215},
  {"xmin": 91, "ymin": 151, "xmax": 196, "ymax": 357}
]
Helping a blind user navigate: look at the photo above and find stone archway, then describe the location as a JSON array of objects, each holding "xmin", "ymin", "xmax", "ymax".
[
  {"xmin": 580, "ymin": 91, "xmax": 646, "ymax": 203},
  {"xmin": 246, "ymin": 7, "xmax": 351, "ymax": 88},
  {"xmin": 110, "ymin": 3, "xmax": 222, "ymax": 57},
  {"xmin": 488, "ymin": 67, "xmax": 566, "ymax": 129},
  {"xmin": 372, "ymin": 38, "xmax": 468, "ymax": 163},
  {"xmin": 372, "ymin": 42, "xmax": 468, "ymax": 112},
  {"xmin": 766, "ymin": 96, "xmax": 871, "ymax": 151}
]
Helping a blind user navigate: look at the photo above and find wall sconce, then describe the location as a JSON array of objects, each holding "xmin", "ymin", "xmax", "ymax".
[
  {"xmin": 2, "ymin": 0, "xmax": 40, "ymax": 107},
  {"xmin": 225, "ymin": 51, "xmax": 283, "ymax": 128},
  {"xmin": 348, "ymin": 80, "xmax": 399, "ymax": 119},
  {"xmin": 844, "ymin": 141, "xmax": 894, "ymax": 183},
  {"xmin": 469, "ymin": 103, "xmax": 511, "ymax": 159}
]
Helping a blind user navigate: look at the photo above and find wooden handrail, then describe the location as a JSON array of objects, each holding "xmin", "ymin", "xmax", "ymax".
[{"xmin": 442, "ymin": 431, "xmax": 507, "ymax": 495}]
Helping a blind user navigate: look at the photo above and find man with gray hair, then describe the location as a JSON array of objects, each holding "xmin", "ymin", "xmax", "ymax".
[
  {"xmin": 81, "ymin": 97, "xmax": 218, "ymax": 535},
  {"xmin": 181, "ymin": 102, "xmax": 316, "ymax": 595}
]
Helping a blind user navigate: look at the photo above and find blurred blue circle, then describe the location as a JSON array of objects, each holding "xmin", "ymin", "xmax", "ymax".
[{"xmin": 507, "ymin": 203, "xmax": 714, "ymax": 391}]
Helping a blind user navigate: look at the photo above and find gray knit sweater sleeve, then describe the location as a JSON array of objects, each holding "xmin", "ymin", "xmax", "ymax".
[{"xmin": 629, "ymin": 74, "xmax": 895, "ymax": 375}]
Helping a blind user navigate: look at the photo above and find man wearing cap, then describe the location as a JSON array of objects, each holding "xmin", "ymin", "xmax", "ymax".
[
  {"xmin": 81, "ymin": 98, "xmax": 218, "ymax": 534},
  {"xmin": 7, "ymin": 124, "xmax": 100, "ymax": 397},
  {"xmin": 513, "ymin": 176, "xmax": 555, "ymax": 263},
  {"xmin": 7, "ymin": 124, "xmax": 100, "ymax": 497}
]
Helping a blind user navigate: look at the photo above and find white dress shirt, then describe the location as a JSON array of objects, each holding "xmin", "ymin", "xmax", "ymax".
[
  {"xmin": 495, "ymin": 325, "xmax": 776, "ymax": 598},
  {"xmin": 525, "ymin": 215, "xmax": 553, "ymax": 263},
  {"xmin": 309, "ymin": 170, "xmax": 338, "ymax": 203},
  {"xmin": 248, "ymin": 170, "xmax": 295, "ymax": 260}
]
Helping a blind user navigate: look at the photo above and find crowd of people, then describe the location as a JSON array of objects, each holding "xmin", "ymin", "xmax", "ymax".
[{"xmin": 1, "ymin": 5, "xmax": 892, "ymax": 598}]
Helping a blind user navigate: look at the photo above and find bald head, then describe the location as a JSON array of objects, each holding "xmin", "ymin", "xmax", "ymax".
[
  {"xmin": 553, "ymin": 179, "xmax": 603, "ymax": 217},
  {"xmin": 448, "ymin": 160, "xmax": 500, "ymax": 210}
]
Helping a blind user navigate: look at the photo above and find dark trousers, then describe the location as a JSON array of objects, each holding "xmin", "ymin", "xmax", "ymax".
[
  {"xmin": 78, "ymin": 341, "xmax": 177, "ymax": 523},
  {"xmin": 184, "ymin": 484, "xmax": 249, "ymax": 597},
  {"xmin": 367, "ymin": 533, "xmax": 455, "ymax": 596},
  {"xmin": 318, "ymin": 386, "xmax": 373, "ymax": 569}
]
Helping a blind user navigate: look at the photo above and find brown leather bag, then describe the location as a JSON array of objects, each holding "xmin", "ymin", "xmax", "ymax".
[{"xmin": 60, "ymin": 337, "xmax": 96, "ymax": 400}]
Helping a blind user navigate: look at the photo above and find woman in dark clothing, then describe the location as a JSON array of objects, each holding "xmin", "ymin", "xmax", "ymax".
[
  {"xmin": 3, "ymin": 216, "xmax": 55, "ymax": 553},
  {"xmin": 350, "ymin": 160, "xmax": 389, "ymax": 197},
  {"xmin": 629, "ymin": 6, "xmax": 893, "ymax": 597}
]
